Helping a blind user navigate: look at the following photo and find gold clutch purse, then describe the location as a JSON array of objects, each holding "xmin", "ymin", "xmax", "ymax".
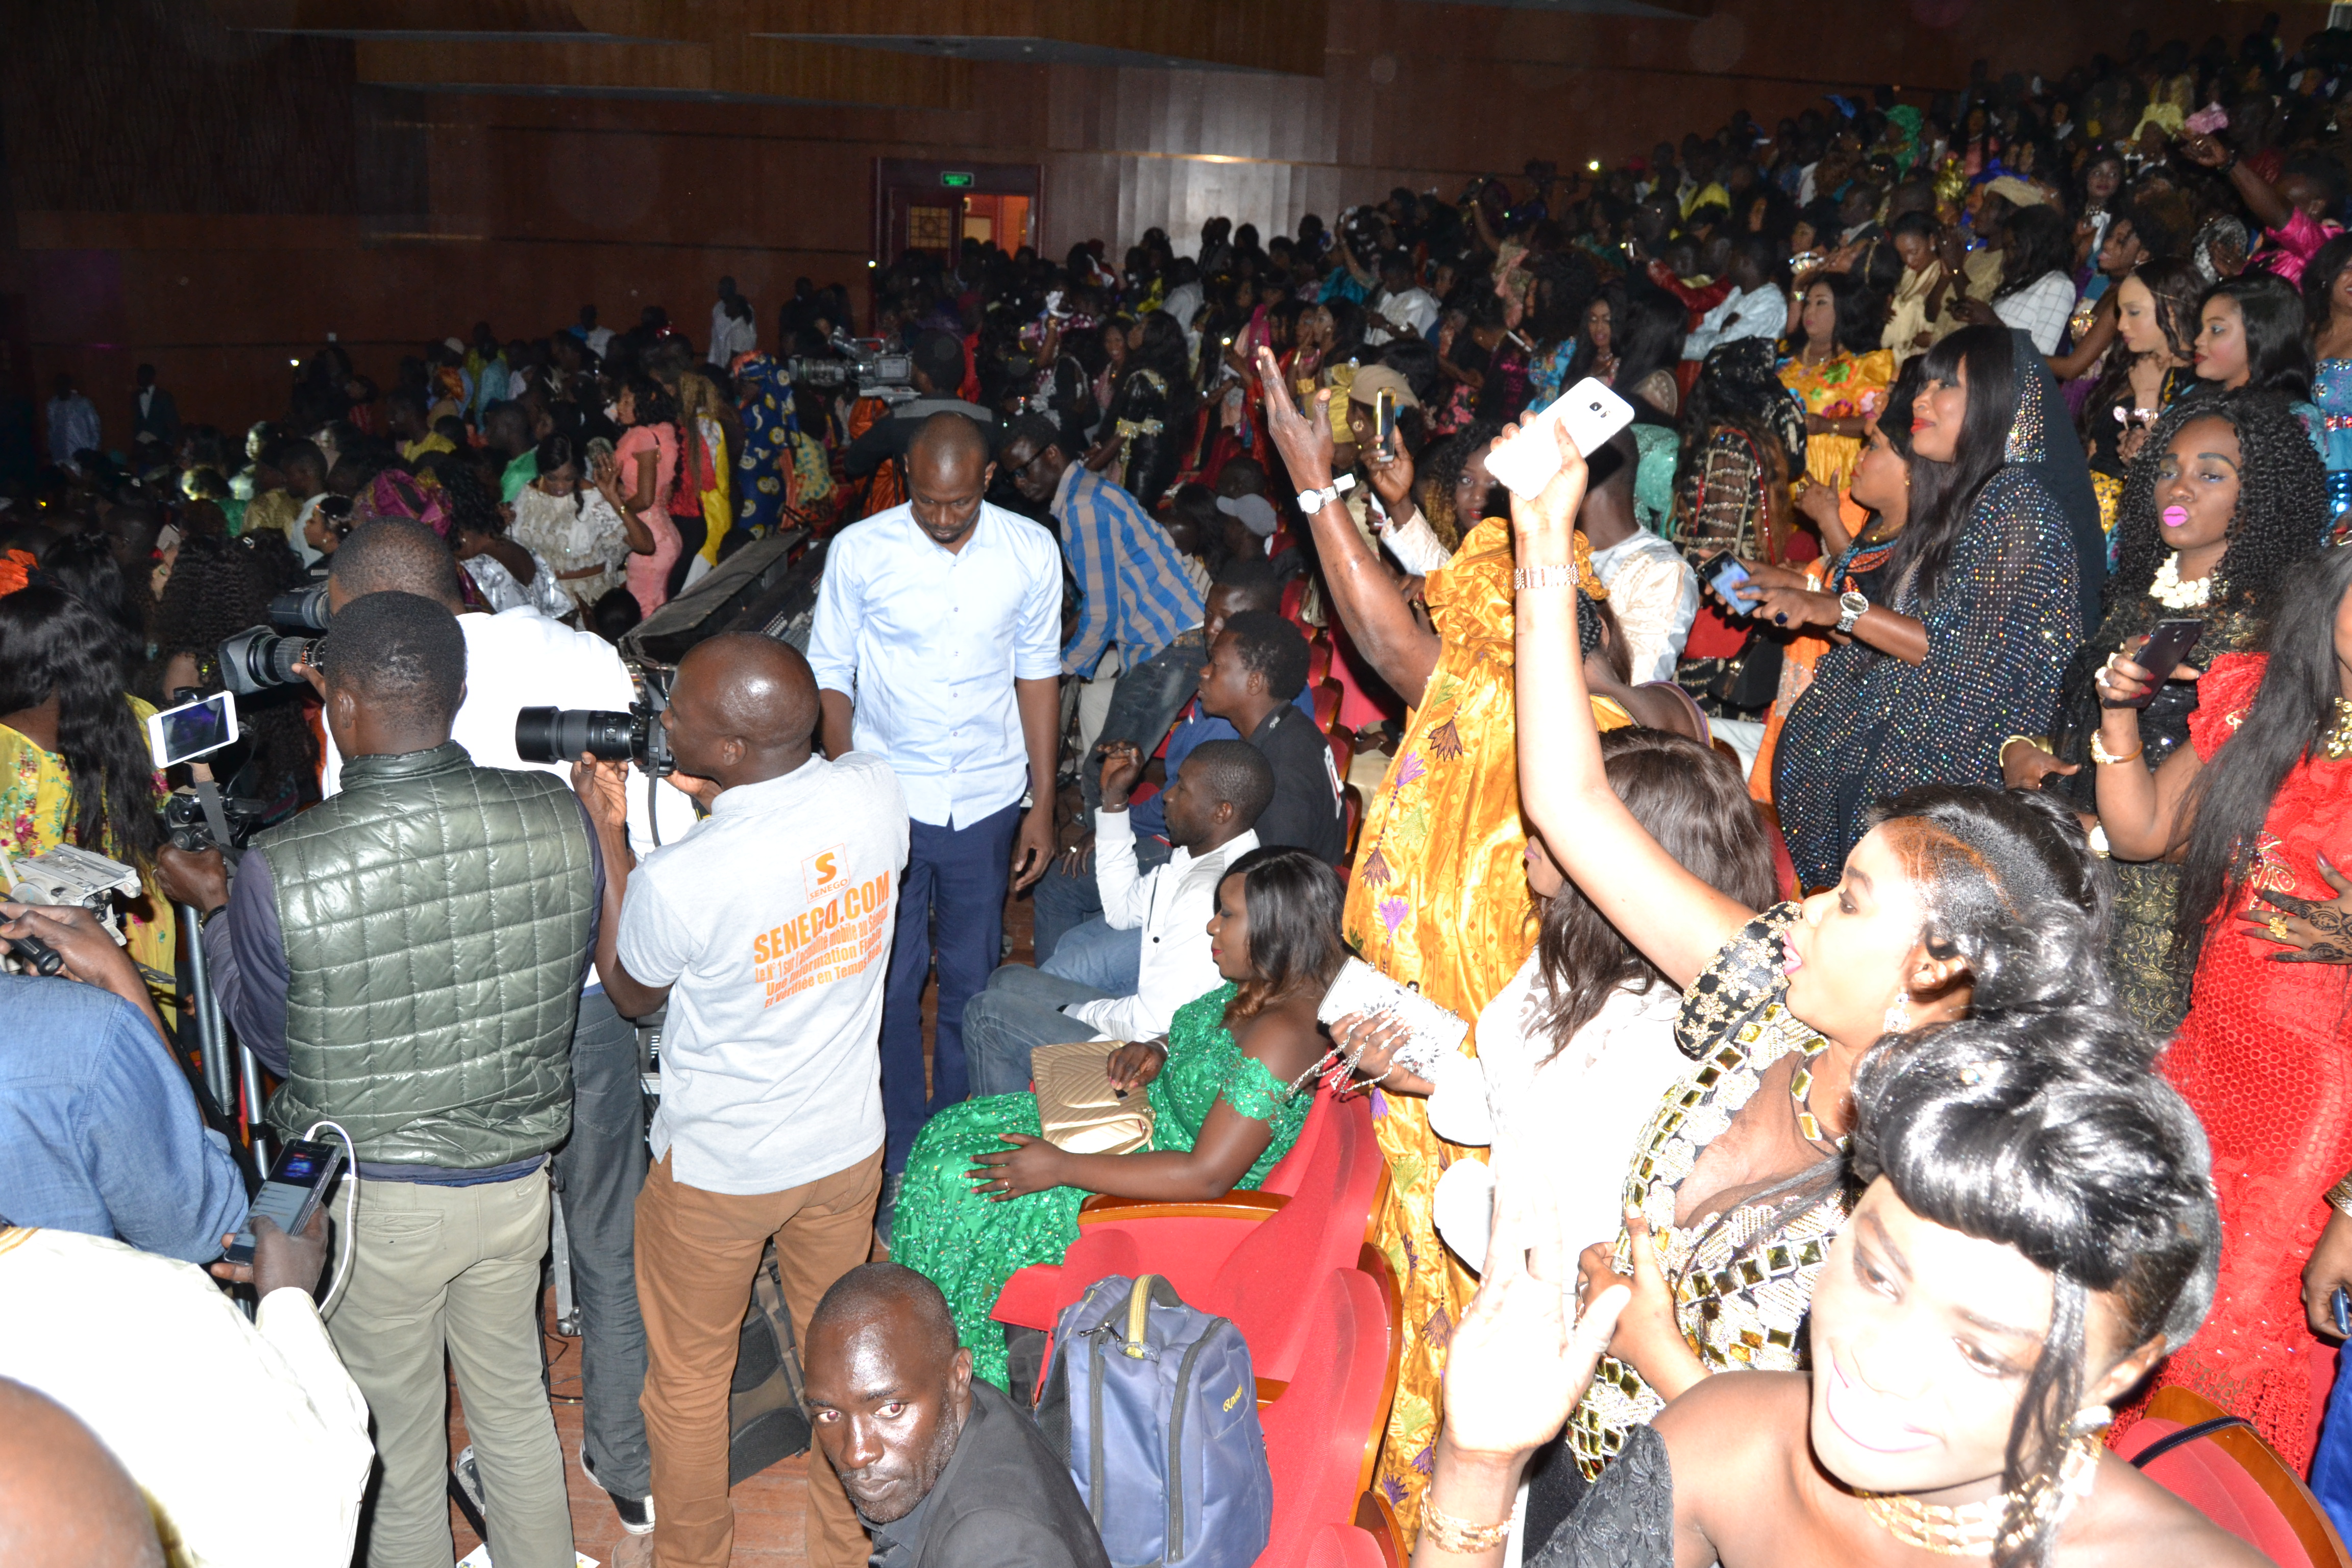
[{"xmin": 1031, "ymin": 1040, "xmax": 1155, "ymax": 1156}]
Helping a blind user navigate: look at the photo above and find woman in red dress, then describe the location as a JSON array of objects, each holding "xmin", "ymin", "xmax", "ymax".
[{"xmin": 2092, "ymin": 539, "xmax": 2352, "ymax": 1470}]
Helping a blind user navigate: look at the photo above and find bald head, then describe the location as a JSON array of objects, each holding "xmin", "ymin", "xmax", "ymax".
[
  {"xmin": 811, "ymin": 1263, "xmax": 960, "ymax": 1360},
  {"xmin": 0, "ymin": 1379, "xmax": 166, "ymax": 1567},
  {"xmin": 909, "ymin": 411, "xmax": 990, "ymax": 477},
  {"xmin": 804, "ymin": 1265, "xmax": 972, "ymax": 1523},
  {"xmin": 906, "ymin": 414, "xmax": 996, "ymax": 549},
  {"xmin": 665, "ymin": 632, "xmax": 820, "ymax": 788}
]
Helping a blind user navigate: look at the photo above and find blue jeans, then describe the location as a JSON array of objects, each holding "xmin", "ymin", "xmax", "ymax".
[
  {"xmin": 1042, "ymin": 917, "xmax": 1144, "ymax": 995},
  {"xmin": 1078, "ymin": 633, "xmax": 1209, "ymax": 814},
  {"xmin": 962, "ymin": 965, "xmax": 1115, "ymax": 1098},
  {"xmin": 550, "ymin": 988, "xmax": 650, "ymax": 1496},
  {"xmin": 1031, "ymin": 832, "xmax": 1172, "ymax": 966},
  {"xmin": 881, "ymin": 800, "xmax": 1023, "ymax": 1172}
]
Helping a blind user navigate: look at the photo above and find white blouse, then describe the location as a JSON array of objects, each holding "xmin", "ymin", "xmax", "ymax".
[{"xmin": 1428, "ymin": 950, "xmax": 1690, "ymax": 1268}]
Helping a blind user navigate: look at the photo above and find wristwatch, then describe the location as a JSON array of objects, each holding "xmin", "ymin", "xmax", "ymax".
[
  {"xmin": 1294, "ymin": 474, "xmax": 1355, "ymax": 514},
  {"xmin": 1834, "ymin": 591, "xmax": 1868, "ymax": 635}
]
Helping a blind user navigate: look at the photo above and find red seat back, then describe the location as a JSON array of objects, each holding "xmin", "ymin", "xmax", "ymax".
[
  {"xmin": 1306, "ymin": 637, "xmax": 1334, "ymax": 690},
  {"xmin": 1312, "ymin": 680, "xmax": 1343, "ymax": 738},
  {"xmin": 1211, "ymin": 1094, "xmax": 1382, "ymax": 1382},
  {"xmin": 2113, "ymin": 1388, "xmax": 2352, "ymax": 1568},
  {"xmin": 1257, "ymin": 1264, "xmax": 1399, "ymax": 1568}
]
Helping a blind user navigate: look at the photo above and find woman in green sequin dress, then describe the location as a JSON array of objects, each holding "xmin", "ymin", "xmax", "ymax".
[{"xmin": 892, "ymin": 846, "xmax": 1346, "ymax": 1389}]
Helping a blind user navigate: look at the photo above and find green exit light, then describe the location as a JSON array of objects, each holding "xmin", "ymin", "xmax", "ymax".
[{"xmin": 940, "ymin": 171, "xmax": 974, "ymax": 188}]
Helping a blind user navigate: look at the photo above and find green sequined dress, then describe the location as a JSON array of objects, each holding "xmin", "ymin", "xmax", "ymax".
[{"xmin": 892, "ymin": 982, "xmax": 1311, "ymax": 1389}]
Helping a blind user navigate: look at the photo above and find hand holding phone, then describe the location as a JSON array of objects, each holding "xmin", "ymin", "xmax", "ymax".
[
  {"xmin": 1485, "ymin": 379, "xmax": 1635, "ymax": 499},
  {"xmin": 1703, "ymin": 552, "xmax": 1759, "ymax": 610},
  {"xmin": 146, "ymin": 690, "xmax": 239, "ymax": 770},
  {"xmin": 2105, "ymin": 619, "xmax": 2204, "ymax": 709},
  {"xmin": 225, "ymin": 1139, "xmax": 346, "ymax": 1267}
]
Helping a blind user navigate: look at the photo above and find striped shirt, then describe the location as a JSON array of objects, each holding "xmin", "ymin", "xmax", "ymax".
[{"xmin": 1053, "ymin": 461, "xmax": 1207, "ymax": 678}]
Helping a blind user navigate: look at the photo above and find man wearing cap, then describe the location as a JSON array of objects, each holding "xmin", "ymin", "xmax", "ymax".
[{"xmin": 999, "ymin": 413, "xmax": 1206, "ymax": 796}]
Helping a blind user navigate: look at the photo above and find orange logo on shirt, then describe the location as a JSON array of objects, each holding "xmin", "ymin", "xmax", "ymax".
[
  {"xmin": 752, "ymin": 869, "xmax": 894, "ymax": 1009},
  {"xmin": 803, "ymin": 843, "xmax": 845, "ymax": 899}
]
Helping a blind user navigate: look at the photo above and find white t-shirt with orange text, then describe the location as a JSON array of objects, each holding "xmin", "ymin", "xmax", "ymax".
[{"xmin": 618, "ymin": 751, "xmax": 908, "ymax": 1195}]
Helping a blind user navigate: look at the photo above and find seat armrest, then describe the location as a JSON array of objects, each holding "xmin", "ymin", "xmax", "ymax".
[{"xmin": 1077, "ymin": 1191, "xmax": 1289, "ymax": 1224}]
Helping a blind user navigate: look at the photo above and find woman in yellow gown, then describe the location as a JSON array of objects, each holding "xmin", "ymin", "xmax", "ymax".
[
  {"xmin": 1, "ymin": 579, "xmax": 176, "ymax": 993},
  {"xmin": 1778, "ymin": 272, "xmax": 1897, "ymax": 497},
  {"xmin": 1254, "ymin": 351, "xmax": 1629, "ymax": 1527}
]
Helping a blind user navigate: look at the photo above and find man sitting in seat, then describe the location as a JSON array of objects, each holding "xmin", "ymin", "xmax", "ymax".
[
  {"xmin": 1198, "ymin": 611, "xmax": 1346, "ymax": 867},
  {"xmin": 964, "ymin": 739, "xmax": 1271, "ymax": 1098},
  {"xmin": 804, "ymin": 1263, "xmax": 1110, "ymax": 1568}
]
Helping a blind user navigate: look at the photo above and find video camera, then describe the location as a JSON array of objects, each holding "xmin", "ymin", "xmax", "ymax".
[
  {"xmin": 163, "ymin": 787, "xmax": 269, "ymax": 855},
  {"xmin": 515, "ymin": 663, "xmax": 676, "ymax": 777},
  {"xmin": 216, "ymin": 583, "xmax": 334, "ymax": 697},
  {"xmin": 1, "ymin": 844, "xmax": 141, "ymax": 973},
  {"xmin": 785, "ymin": 335, "xmax": 918, "ymax": 403}
]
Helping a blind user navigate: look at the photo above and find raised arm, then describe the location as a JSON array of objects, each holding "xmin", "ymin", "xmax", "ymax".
[
  {"xmin": 1255, "ymin": 345, "xmax": 1443, "ymax": 702},
  {"xmin": 1511, "ymin": 422, "xmax": 1755, "ymax": 991}
]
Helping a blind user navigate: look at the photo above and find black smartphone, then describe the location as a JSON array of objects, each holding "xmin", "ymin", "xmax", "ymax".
[
  {"xmin": 1702, "ymin": 551, "xmax": 1755, "ymax": 608},
  {"xmin": 226, "ymin": 1138, "xmax": 346, "ymax": 1265},
  {"xmin": 2122, "ymin": 619, "xmax": 2204, "ymax": 708}
]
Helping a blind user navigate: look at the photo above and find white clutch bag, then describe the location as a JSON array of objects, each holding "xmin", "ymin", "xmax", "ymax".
[{"xmin": 1314, "ymin": 957, "xmax": 1471, "ymax": 1077}]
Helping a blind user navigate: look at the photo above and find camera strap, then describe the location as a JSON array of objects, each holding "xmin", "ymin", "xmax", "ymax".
[{"xmin": 194, "ymin": 779, "xmax": 243, "ymax": 870}]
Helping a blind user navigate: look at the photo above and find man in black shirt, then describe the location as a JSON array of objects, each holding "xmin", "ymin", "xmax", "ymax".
[
  {"xmin": 1196, "ymin": 610, "xmax": 1346, "ymax": 866},
  {"xmin": 804, "ymin": 1264, "xmax": 1109, "ymax": 1568}
]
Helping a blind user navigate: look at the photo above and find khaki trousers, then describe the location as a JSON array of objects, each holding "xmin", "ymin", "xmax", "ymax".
[
  {"xmin": 635, "ymin": 1147, "xmax": 882, "ymax": 1568},
  {"xmin": 326, "ymin": 1167, "xmax": 573, "ymax": 1568}
]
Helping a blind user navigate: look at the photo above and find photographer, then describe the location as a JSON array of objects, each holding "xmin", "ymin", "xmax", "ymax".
[
  {"xmin": 839, "ymin": 330, "xmax": 1001, "ymax": 479},
  {"xmin": 0, "ymin": 900, "xmax": 247, "ymax": 1263},
  {"xmin": 156, "ymin": 590, "xmax": 599, "ymax": 1568},
  {"xmin": 303, "ymin": 513, "xmax": 689, "ymax": 1532}
]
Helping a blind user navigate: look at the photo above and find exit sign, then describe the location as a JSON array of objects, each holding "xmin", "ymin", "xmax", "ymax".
[{"xmin": 940, "ymin": 171, "xmax": 974, "ymax": 188}]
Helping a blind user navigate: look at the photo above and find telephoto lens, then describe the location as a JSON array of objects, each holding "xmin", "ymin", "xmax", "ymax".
[
  {"xmin": 216, "ymin": 626, "xmax": 322, "ymax": 697},
  {"xmin": 268, "ymin": 583, "xmax": 333, "ymax": 632},
  {"xmin": 514, "ymin": 707, "xmax": 639, "ymax": 766}
]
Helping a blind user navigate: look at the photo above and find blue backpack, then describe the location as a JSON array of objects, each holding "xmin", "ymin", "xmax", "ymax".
[{"xmin": 1036, "ymin": 1273, "xmax": 1274, "ymax": 1568}]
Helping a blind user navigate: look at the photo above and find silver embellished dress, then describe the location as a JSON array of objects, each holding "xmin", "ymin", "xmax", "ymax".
[{"xmin": 1568, "ymin": 904, "xmax": 1850, "ymax": 1479}]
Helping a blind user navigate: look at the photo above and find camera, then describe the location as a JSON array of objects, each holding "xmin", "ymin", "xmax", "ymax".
[
  {"xmin": 1, "ymin": 843, "xmax": 141, "ymax": 946},
  {"xmin": 164, "ymin": 788, "xmax": 268, "ymax": 854},
  {"xmin": 269, "ymin": 583, "xmax": 332, "ymax": 633},
  {"xmin": 515, "ymin": 664, "xmax": 675, "ymax": 776},
  {"xmin": 785, "ymin": 334, "xmax": 917, "ymax": 403},
  {"xmin": 217, "ymin": 625, "xmax": 324, "ymax": 697}
]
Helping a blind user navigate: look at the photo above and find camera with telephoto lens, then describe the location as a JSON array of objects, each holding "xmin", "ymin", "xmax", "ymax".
[
  {"xmin": 215, "ymin": 583, "xmax": 333, "ymax": 696},
  {"xmin": 785, "ymin": 334, "xmax": 917, "ymax": 403},
  {"xmin": 514, "ymin": 664, "xmax": 675, "ymax": 776}
]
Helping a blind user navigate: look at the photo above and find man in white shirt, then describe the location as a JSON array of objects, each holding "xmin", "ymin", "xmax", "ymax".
[
  {"xmin": 314, "ymin": 518, "xmax": 693, "ymax": 1536},
  {"xmin": 0, "ymin": 1215, "xmax": 373, "ymax": 1568},
  {"xmin": 709, "ymin": 275, "xmax": 757, "ymax": 365},
  {"xmin": 45, "ymin": 373, "xmax": 101, "ymax": 471},
  {"xmin": 578, "ymin": 633, "xmax": 905, "ymax": 1568},
  {"xmin": 1580, "ymin": 430, "xmax": 1697, "ymax": 685},
  {"xmin": 1366, "ymin": 253, "xmax": 1438, "ymax": 347},
  {"xmin": 963, "ymin": 739, "xmax": 1270, "ymax": 1095},
  {"xmin": 805, "ymin": 414, "xmax": 1062, "ymax": 1208},
  {"xmin": 574, "ymin": 303, "xmax": 616, "ymax": 360},
  {"xmin": 1680, "ymin": 239, "xmax": 1787, "ymax": 362}
]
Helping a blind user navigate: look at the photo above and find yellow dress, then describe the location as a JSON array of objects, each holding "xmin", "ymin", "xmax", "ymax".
[
  {"xmin": 1, "ymin": 701, "xmax": 177, "ymax": 994},
  {"xmin": 1344, "ymin": 517, "xmax": 1629, "ymax": 1526},
  {"xmin": 1778, "ymin": 348, "xmax": 1896, "ymax": 495}
]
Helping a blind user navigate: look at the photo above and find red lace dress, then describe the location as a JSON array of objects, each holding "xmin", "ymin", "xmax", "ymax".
[{"xmin": 2121, "ymin": 653, "xmax": 2352, "ymax": 1471}]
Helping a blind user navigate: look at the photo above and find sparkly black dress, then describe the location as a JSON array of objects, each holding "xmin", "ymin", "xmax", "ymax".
[{"xmin": 1773, "ymin": 332, "xmax": 2099, "ymax": 890}]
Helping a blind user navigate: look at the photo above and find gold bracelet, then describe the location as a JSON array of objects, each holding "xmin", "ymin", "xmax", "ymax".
[
  {"xmin": 2002, "ymin": 734, "xmax": 2051, "ymax": 761},
  {"xmin": 2327, "ymin": 1175, "xmax": 2352, "ymax": 1216},
  {"xmin": 2089, "ymin": 731, "xmax": 2143, "ymax": 766},
  {"xmin": 1420, "ymin": 1501, "xmax": 1514, "ymax": 1554}
]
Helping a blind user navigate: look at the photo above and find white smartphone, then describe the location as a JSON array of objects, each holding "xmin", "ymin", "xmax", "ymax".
[
  {"xmin": 1485, "ymin": 377, "xmax": 1637, "ymax": 499},
  {"xmin": 145, "ymin": 690, "xmax": 239, "ymax": 769}
]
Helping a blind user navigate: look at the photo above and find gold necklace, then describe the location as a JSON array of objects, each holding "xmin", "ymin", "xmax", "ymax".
[
  {"xmin": 1857, "ymin": 1433, "xmax": 2102, "ymax": 1557},
  {"xmin": 1789, "ymin": 1041, "xmax": 1848, "ymax": 1152},
  {"xmin": 2323, "ymin": 698, "xmax": 2352, "ymax": 762}
]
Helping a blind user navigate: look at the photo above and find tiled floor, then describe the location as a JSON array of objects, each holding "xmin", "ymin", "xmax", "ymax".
[{"xmin": 440, "ymin": 889, "xmax": 1040, "ymax": 1567}]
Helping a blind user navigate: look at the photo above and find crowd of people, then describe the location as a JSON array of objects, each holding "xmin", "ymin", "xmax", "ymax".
[{"xmin": 6, "ymin": 16, "xmax": 2352, "ymax": 1568}]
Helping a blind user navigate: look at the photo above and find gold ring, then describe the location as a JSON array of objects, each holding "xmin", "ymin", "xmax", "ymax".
[{"xmin": 2269, "ymin": 915, "xmax": 2293, "ymax": 942}]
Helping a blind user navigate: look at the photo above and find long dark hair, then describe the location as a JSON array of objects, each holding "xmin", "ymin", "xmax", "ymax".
[
  {"xmin": 2079, "ymin": 260, "xmax": 2202, "ymax": 445},
  {"xmin": 146, "ymin": 535, "xmax": 320, "ymax": 810},
  {"xmin": 1219, "ymin": 845, "xmax": 1348, "ymax": 1027},
  {"xmin": 1890, "ymin": 326, "xmax": 2017, "ymax": 607},
  {"xmin": 2109, "ymin": 389, "xmax": 2324, "ymax": 617},
  {"xmin": 1564, "ymin": 280, "xmax": 1628, "ymax": 386},
  {"xmin": 1850, "ymin": 1019, "xmax": 2214, "ymax": 1568},
  {"xmin": 1785, "ymin": 271, "xmax": 1879, "ymax": 358},
  {"xmin": 1611, "ymin": 286, "xmax": 1688, "ymax": 410},
  {"xmin": 1992, "ymin": 205, "xmax": 2073, "ymax": 301},
  {"xmin": 2172, "ymin": 544, "xmax": 2352, "ymax": 971},
  {"xmin": 1533, "ymin": 732, "xmax": 1776, "ymax": 1051},
  {"xmin": 2202, "ymin": 272, "xmax": 2314, "ymax": 400},
  {"xmin": 0, "ymin": 585, "xmax": 166, "ymax": 866},
  {"xmin": 2300, "ymin": 232, "xmax": 2352, "ymax": 334}
]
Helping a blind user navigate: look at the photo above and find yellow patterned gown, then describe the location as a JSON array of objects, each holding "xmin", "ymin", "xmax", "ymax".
[{"xmin": 1344, "ymin": 517, "xmax": 1628, "ymax": 1527}]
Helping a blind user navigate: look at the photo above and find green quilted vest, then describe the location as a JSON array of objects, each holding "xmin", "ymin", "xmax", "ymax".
[{"xmin": 260, "ymin": 742, "xmax": 596, "ymax": 1167}]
